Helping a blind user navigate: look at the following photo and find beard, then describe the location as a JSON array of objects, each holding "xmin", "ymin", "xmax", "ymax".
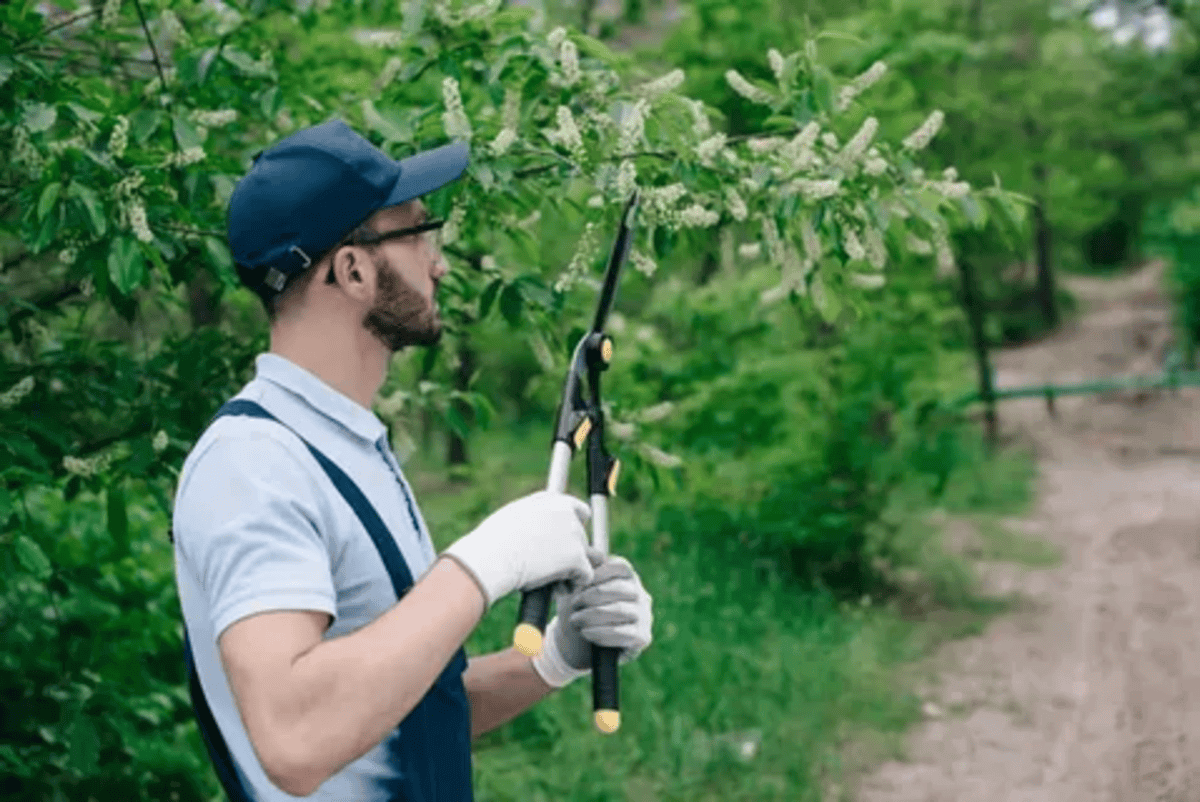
[{"xmin": 362, "ymin": 253, "xmax": 443, "ymax": 352}]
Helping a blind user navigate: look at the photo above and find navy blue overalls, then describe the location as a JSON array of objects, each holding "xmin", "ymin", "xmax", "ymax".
[{"xmin": 182, "ymin": 399, "xmax": 474, "ymax": 801}]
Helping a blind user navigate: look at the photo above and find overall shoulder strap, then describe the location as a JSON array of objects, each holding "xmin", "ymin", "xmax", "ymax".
[
  {"xmin": 211, "ymin": 398, "xmax": 416, "ymax": 596},
  {"xmin": 184, "ymin": 399, "xmax": 419, "ymax": 802}
]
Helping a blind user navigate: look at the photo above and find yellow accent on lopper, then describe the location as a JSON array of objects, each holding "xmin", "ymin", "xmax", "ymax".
[
  {"xmin": 594, "ymin": 710, "xmax": 620, "ymax": 734},
  {"xmin": 573, "ymin": 417, "xmax": 592, "ymax": 448},
  {"xmin": 513, "ymin": 624, "xmax": 543, "ymax": 657}
]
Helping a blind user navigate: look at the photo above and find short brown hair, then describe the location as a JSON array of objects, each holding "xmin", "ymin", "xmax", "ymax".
[{"xmin": 264, "ymin": 221, "xmax": 378, "ymax": 322}]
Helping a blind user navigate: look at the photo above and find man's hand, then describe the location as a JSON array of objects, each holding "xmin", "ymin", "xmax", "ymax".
[
  {"xmin": 531, "ymin": 551, "xmax": 654, "ymax": 689},
  {"xmin": 442, "ymin": 490, "xmax": 595, "ymax": 610}
]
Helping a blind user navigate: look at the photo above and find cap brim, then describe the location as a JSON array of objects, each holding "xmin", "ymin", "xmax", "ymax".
[{"xmin": 385, "ymin": 141, "xmax": 470, "ymax": 206}]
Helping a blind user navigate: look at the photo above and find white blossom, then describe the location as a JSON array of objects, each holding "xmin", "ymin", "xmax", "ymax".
[
  {"xmin": 378, "ymin": 56, "xmax": 404, "ymax": 88},
  {"xmin": 800, "ymin": 216, "xmax": 822, "ymax": 261},
  {"xmin": 63, "ymin": 453, "xmax": 111, "ymax": 478},
  {"xmin": 768, "ymin": 48, "xmax": 786, "ymax": 81},
  {"xmin": 739, "ymin": 242, "xmax": 762, "ymax": 260},
  {"xmin": 557, "ymin": 221, "xmax": 598, "ymax": 292},
  {"xmin": 101, "ymin": 0, "xmax": 122, "ymax": 28},
  {"xmin": 696, "ymin": 133, "xmax": 726, "ymax": 163},
  {"xmin": 680, "ymin": 204, "xmax": 719, "ymax": 229},
  {"xmin": 906, "ymin": 234, "xmax": 933, "ymax": 255},
  {"xmin": 842, "ymin": 226, "xmax": 866, "ymax": 261},
  {"xmin": 58, "ymin": 246, "xmax": 79, "ymax": 266},
  {"xmin": 943, "ymin": 166, "xmax": 959, "ymax": 181},
  {"xmin": 790, "ymin": 179, "xmax": 841, "ymax": 201},
  {"xmin": 616, "ymin": 159, "xmax": 637, "ymax": 199},
  {"xmin": 152, "ymin": 430, "xmax": 169, "ymax": 453},
  {"xmin": 616, "ymin": 99, "xmax": 649, "ymax": 154},
  {"xmin": 490, "ymin": 127, "xmax": 517, "ymax": 156},
  {"xmin": 864, "ymin": 156, "xmax": 888, "ymax": 176},
  {"xmin": 107, "ymin": 116, "xmax": 130, "ymax": 160},
  {"xmin": 548, "ymin": 26, "xmax": 567, "ymax": 50},
  {"xmin": 933, "ymin": 228, "xmax": 955, "ymax": 276},
  {"xmin": 821, "ymin": 131, "xmax": 839, "ymax": 150},
  {"xmin": 639, "ymin": 443, "xmax": 683, "ymax": 469},
  {"xmin": 928, "ymin": 179, "xmax": 971, "ymax": 198},
  {"xmin": 128, "ymin": 200, "xmax": 153, "ymax": 243},
  {"xmin": 502, "ymin": 88, "xmax": 521, "ymax": 130},
  {"xmin": 559, "ymin": 39, "xmax": 580, "ymax": 86},
  {"xmin": 850, "ymin": 273, "xmax": 886, "ymax": 289},
  {"xmin": 724, "ymin": 187, "xmax": 748, "ymax": 221},
  {"xmin": 638, "ymin": 69, "xmax": 684, "ymax": 97},
  {"xmin": 864, "ymin": 226, "xmax": 887, "ymax": 269},
  {"xmin": 443, "ymin": 203, "xmax": 466, "ymax": 246},
  {"xmin": 191, "ymin": 109, "xmax": 238, "ymax": 128},
  {"xmin": 725, "ymin": 70, "xmax": 774, "ymax": 105},
  {"xmin": 688, "ymin": 100, "xmax": 711, "ymax": 137},
  {"xmin": 747, "ymin": 137, "xmax": 785, "ymax": 154},
  {"xmin": 837, "ymin": 61, "xmax": 888, "ymax": 111},
  {"xmin": 546, "ymin": 105, "xmax": 583, "ymax": 155},
  {"xmin": 902, "ymin": 110, "xmax": 945, "ymax": 151},
  {"xmin": 441, "ymin": 77, "xmax": 473, "ymax": 142},
  {"xmin": 762, "ymin": 217, "xmax": 786, "ymax": 266},
  {"xmin": 0, "ymin": 376, "xmax": 34, "ymax": 410},
  {"xmin": 840, "ymin": 117, "xmax": 878, "ymax": 165},
  {"xmin": 631, "ymin": 249, "xmax": 657, "ymax": 277}
]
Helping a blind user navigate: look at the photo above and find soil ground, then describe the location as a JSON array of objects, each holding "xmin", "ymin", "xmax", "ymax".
[{"xmin": 854, "ymin": 260, "xmax": 1200, "ymax": 802}]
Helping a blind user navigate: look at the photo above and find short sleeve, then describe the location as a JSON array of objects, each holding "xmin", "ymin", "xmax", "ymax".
[{"xmin": 174, "ymin": 425, "xmax": 338, "ymax": 641}]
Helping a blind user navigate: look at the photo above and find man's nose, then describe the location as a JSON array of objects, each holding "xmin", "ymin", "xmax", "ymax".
[{"xmin": 431, "ymin": 252, "xmax": 448, "ymax": 282}]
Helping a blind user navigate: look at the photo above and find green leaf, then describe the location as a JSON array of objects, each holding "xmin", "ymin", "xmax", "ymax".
[
  {"xmin": 32, "ymin": 211, "xmax": 57, "ymax": 253},
  {"xmin": 958, "ymin": 194, "xmax": 988, "ymax": 229},
  {"xmin": 126, "ymin": 109, "xmax": 160, "ymax": 147},
  {"xmin": 106, "ymin": 481, "xmax": 129, "ymax": 558},
  {"xmin": 444, "ymin": 405, "xmax": 470, "ymax": 439},
  {"xmin": 361, "ymin": 99, "xmax": 411, "ymax": 144},
  {"xmin": 810, "ymin": 272, "xmax": 841, "ymax": 322},
  {"xmin": 66, "ymin": 714, "xmax": 99, "ymax": 776},
  {"xmin": 68, "ymin": 182, "xmax": 107, "ymax": 237},
  {"xmin": 38, "ymin": 183, "xmax": 61, "ymax": 222},
  {"xmin": 259, "ymin": 86, "xmax": 281, "ymax": 119},
  {"xmin": 478, "ymin": 277, "xmax": 503, "ymax": 319},
  {"xmin": 203, "ymin": 236, "xmax": 232, "ymax": 274},
  {"xmin": 107, "ymin": 236, "xmax": 146, "ymax": 295},
  {"xmin": 22, "ymin": 101, "xmax": 57, "ymax": 133},
  {"xmin": 0, "ymin": 57, "xmax": 12, "ymax": 87},
  {"xmin": 221, "ymin": 47, "xmax": 269, "ymax": 77},
  {"xmin": 172, "ymin": 114, "xmax": 204, "ymax": 150},
  {"xmin": 812, "ymin": 66, "xmax": 836, "ymax": 115},
  {"xmin": 499, "ymin": 283, "xmax": 523, "ymax": 326},
  {"xmin": 15, "ymin": 535, "xmax": 52, "ymax": 580},
  {"xmin": 0, "ymin": 486, "xmax": 11, "ymax": 523}
]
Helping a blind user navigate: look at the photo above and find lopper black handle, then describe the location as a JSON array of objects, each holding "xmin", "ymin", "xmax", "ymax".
[
  {"xmin": 513, "ymin": 585, "xmax": 554, "ymax": 657},
  {"xmin": 592, "ymin": 644, "xmax": 620, "ymax": 733}
]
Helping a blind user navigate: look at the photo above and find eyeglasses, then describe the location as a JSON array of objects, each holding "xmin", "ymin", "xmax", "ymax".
[{"xmin": 321, "ymin": 218, "xmax": 446, "ymax": 285}]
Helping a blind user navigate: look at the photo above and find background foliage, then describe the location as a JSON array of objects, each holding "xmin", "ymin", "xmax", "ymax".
[{"xmin": 2, "ymin": 0, "xmax": 1196, "ymax": 799}]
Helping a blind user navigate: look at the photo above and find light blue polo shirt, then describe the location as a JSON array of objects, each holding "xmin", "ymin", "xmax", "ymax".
[{"xmin": 172, "ymin": 352, "xmax": 440, "ymax": 800}]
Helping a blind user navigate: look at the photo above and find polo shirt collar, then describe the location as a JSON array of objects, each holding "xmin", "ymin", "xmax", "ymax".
[{"xmin": 255, "ymin": 353, "xmax": 387, "ymax": 445}]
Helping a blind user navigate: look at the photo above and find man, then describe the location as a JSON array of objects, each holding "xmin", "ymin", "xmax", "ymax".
[{"xmin": 171, "ymin": 119, "xmax": 654, "ymax": 801}]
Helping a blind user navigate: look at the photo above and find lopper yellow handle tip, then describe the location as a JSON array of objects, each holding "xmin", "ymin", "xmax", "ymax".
[
  {"xmin": 594, "ymin": 710, "xmax": 620, "ymax": 734},
  {"xmin": 513, "ymin": 624, "xmax": 543, "ymax": 657}
]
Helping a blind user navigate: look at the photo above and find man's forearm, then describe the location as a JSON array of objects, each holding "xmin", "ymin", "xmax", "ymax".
[
  {"xmin": 277, "ymin": 558, "xmax": 485, "ymax": 795},
  {"xmin": 464, "ymin": 648, "xmax": 556, "ymax": 739}
]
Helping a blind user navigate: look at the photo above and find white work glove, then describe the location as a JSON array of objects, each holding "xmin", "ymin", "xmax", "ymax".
[
  {"xmin": 442, "ymin": 490, "xmax": 595, "ymax": 609},
  {"xmin": 532, "ymin": 552, "xmax": 654, "ymax": 689}
]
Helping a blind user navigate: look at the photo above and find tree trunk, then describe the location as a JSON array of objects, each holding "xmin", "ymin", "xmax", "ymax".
[
  {"xmin": 187, "ymin": 270, "xmax": 222, "ymax": 329},
  {"xmin": 446, "ymin": 339, "xmax": 475, "ymax": 466},
  {"xmin": 958, "ymin": 254, "xmax": 998, "ymax": 450},
  {"xmin": 1032, "ymin": 195, "xmax": 1057, "ymax": 329}
]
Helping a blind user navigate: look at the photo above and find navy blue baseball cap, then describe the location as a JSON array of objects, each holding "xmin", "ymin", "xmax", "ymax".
[{"xmin": 227, "ymin": 118, "xmax": 469, "ymax": 303}]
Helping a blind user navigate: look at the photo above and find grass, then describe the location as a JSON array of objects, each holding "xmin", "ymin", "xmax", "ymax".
[{"xmin": 402, "ymin": 416, "xmax": 1047, "ymax": 801}]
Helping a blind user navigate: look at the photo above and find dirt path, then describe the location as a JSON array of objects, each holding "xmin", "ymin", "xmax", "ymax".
[{"xmin": 854, "ymin": 260, "xmax": 1200, "ymax": 802}]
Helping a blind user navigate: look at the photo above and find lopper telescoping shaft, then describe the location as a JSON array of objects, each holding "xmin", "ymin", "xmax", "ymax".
[{"xmin": 512, "ymin": 191, "xmax": 640, "ymax": 733}]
